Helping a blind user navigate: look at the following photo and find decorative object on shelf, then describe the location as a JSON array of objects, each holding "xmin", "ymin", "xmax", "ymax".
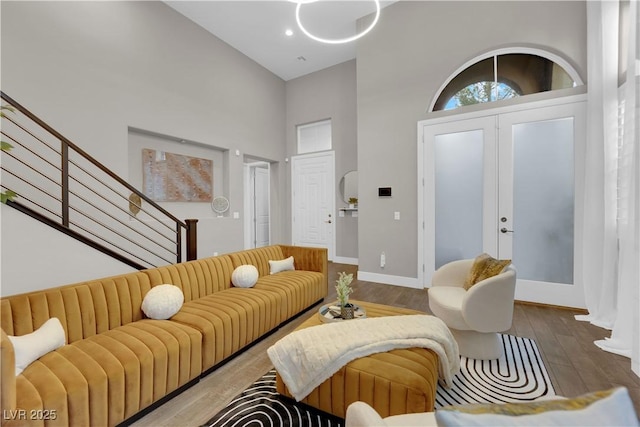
[
  {"xmin": 348, "ymin": 197, "xmax": 358, "ymax": 209},
  {"xmin": 340, "ymin": 170, "xmax": 358, "ymax": 204},
  {"xmin": 335, "ymin": 271, "xmax": 354, "ymax": 319},
  {"xmin": 128, "ymin": 193, "xmax": 141, "ymax": 216},
  {"xmin": 211, "ymin": 195, "xmax": 230, "ymax": 217}
]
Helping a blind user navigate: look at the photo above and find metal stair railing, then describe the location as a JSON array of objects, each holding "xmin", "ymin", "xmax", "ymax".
[{"xmin": 0, "ymin": 91, "xmax": 198, "ymax": 270}]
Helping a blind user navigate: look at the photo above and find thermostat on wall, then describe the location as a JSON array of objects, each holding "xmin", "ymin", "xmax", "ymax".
[{"xmin": 378, "ymin": 187, "xmax": 392, "ymax": 197}]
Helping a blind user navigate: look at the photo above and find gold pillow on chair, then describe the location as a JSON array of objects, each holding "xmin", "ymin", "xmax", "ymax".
[{"xmin": 464, "ymin": 253, "xmax": 511, "ymax": 290}]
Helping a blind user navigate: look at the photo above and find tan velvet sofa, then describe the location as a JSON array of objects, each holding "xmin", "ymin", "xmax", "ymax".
[{"xmin": 0, "ymin": 245, "xmax": 327, "ymax": 427}]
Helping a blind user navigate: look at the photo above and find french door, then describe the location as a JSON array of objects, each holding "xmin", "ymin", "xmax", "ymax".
[{"xmin": 420, "ymin": 99, "xmax": 586, "ymax": 308}]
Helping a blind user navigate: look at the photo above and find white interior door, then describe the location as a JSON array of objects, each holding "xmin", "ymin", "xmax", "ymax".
[
  {"xmin": 244, "ymin": 162, "xmax": 270, "ymax": 249},
  {"xmin": 254, "ymin": 166, "xmax": 270, "ymax": 247},
  {"xmin": 420, "ymin": 99, "xmax": 586, "ymax": 308},
  {"xmin": 292, "ymin": 151, "xmax": 335, "ymax": 260}
]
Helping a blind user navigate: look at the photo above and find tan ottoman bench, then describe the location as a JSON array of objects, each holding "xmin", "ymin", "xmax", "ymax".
[{"xmin": 275, "ymin": 300, "xmax": 439, "ymax": 419}]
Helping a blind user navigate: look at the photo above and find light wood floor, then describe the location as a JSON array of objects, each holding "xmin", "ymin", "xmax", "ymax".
[{"xmin": 131, "ymin": 262, "xmax": 640, "ymax": 426}]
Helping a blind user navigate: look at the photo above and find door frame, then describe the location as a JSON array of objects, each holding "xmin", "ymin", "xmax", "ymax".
[
  {"xmin": 417, "ymin": 94, "xmax": 587, "ymax": 306},
  {"xmin": 291, "ymin": 151, "xmax": 336, "ymax": 261},
  {"xmin": 244, "ymin": 161, "xmax": 271, "ymax": 249}
]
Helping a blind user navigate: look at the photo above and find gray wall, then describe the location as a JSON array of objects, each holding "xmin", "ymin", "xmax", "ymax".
[
  {"xmin": 356, "ymin": 1, "xmax": 587, "ymax": 279},
  {"xmin": 285, "ymin": 60, "xmax": 358, "ymax": 260},
  {"xmin": 0, "ymin": 0, "xmax": 588, "ymax": 294},
  {"xmin": 1, "ymin": 1, "xmax": 287, "ymax": 294}
]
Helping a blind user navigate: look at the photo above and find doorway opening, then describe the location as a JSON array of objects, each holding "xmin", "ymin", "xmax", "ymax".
[{"xmin": 244, "ymin": 161, "xmax": 271, "ymax": 249}]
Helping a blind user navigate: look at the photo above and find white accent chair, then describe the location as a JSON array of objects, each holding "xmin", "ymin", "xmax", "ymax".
[
  {"xmin": 345, "ymin": 389, "xmax": 639, "ymax": 427},
  {"xmin": 428, "ymin": 259, "xmax": 516, "ymax": 360},
  {"xmin": 345, "ymin": 401, "xmax": 437, "ymax": 427}
]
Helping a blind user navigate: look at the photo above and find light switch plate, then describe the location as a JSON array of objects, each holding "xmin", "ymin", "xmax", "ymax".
[{"xmin": 394, "ymin": 211, "xmax": 400, "ymax": 220}]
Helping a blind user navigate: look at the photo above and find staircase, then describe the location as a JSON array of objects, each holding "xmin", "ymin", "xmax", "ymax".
[{"xmin": 0, "ymin": 92, "xmax": 197, "ymax": 270}]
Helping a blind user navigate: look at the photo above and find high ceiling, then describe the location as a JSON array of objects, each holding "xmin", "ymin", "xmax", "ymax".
[{"xmin": 165, "ymin": 1, "xmax": 396, "ymax": 81}]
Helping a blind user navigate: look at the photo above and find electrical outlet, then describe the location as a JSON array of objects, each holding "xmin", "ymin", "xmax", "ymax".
[
  {"xmin": 380, "ymin": 252, "xmax": 386, "ymax": 268},
  {"xmin": 394, "ymin": 211, "xmax": 400, "ymax": 220}
]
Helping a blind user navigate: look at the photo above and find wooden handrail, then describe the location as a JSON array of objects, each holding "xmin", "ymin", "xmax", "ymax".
[
  {"xmin": 1, "ymin": 91, "xmax": 199, "ymax": 267},
  {"xmin": 0, "ymin": 91, "xmax": 186, "ymax": 228},
  {"xmin": 7, "ymin": 200, "xmax": 147, "ymax": 270}
]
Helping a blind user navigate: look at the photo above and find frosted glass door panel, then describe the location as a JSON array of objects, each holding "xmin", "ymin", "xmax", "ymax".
[
  {"xmin": 435, "ymin": 130, "xmax": 484, "ymax": 268},
  {"xmin": 512, "ymin": 118, "xmax": 574, "ymax": 284}
]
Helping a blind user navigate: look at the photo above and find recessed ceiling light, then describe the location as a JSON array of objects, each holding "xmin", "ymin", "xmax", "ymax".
[{"xmin": 285, "ymin": 29, "xmax": 294, "ymax": 37}]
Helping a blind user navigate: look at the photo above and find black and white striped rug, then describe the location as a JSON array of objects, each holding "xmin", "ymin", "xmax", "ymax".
[
  {"xmin": 435, "ymin": 334, "xmax": 555, "ymax": 407},
  {"xmin": 201, "ymin": 334, "xmax": 554, "ymax": 427}
]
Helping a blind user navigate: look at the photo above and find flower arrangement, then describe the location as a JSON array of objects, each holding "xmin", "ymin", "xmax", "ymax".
[{"xmin": 335, "ymin": 271, "xmax": 354, "ymax": 307}]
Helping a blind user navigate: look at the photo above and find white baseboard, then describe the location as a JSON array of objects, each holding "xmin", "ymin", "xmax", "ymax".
[
  {"xmin": 357, "ymin": 271, "xmax": 423, "ymax": 289},
  {"xmin": 333, "ymin": 256, "xmax": 358, "ymax": 265}
]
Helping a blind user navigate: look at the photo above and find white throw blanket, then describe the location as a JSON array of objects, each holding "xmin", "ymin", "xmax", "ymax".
[{"xmin": 267, "ymin": 314, "xmax": 460, "ymax": 401}]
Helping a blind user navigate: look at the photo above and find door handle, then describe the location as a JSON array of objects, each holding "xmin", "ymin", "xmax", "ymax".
[
  {"xmin": 500, "ymin": 227, "xmax": 513, "ymax": 233},
  {"xmin": 325, "ymin": 220, "xmax": 332, "ymax": 224}
]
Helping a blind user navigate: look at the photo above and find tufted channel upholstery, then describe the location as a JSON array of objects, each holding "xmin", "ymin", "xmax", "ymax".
[
  {"xmin": 276, "ymin": 301, "xmax": 439, "ymax": 419},
  {"xmin": 0, "ymin": 245, "xmax": 327, "ymax": 427},
  {"xmin": 0, "ymin": 272, "xmax": 202, "ymax": 427}
]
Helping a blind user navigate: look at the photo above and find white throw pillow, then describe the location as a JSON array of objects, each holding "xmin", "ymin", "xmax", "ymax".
[
  {"xmin": 269, "ymin": 256, "xmax": 295, "ymax": 274},
  {"xmin": 8, "ymin": 317, "xmax": 66, "ymax": 376},
  {"xmin": 142, "ymin": 284, "xmax": 184, "ymax": 320},
  {"xmin": 435, "ymin": 387, "xmax": 639, "ymax": 427},
  {"xmin": 232, "ymin": 265, "xmax": 259, "ymax": 288}
]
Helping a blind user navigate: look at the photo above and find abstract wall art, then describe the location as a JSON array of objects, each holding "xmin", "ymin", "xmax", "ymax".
[{"xmin": 142, "ymin": 148, "xmax": 213, "ymax": 202}]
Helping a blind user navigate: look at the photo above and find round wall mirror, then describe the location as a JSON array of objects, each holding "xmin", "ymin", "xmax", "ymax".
[{"xmin": 340, "ymin": 171, "xmax": 358, "ymax": 204}]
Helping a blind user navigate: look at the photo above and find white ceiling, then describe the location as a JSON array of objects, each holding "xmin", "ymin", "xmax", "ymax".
[{"xmin": 165, "ymin": 1, "xmax": 396, "ymax": 81}]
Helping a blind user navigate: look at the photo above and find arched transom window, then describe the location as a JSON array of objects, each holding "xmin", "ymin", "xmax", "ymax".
[{"xmin": 432, "ymin": 50, "xmax": 583, "ymax": 111}]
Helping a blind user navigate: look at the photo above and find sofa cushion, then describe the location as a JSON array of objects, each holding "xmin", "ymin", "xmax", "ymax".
[
  {"xmin": 144, "ymin": 256, "xmax": 235, "ymax": 301},
  {"xmin": 228, "ymin": 246, "xmax": 287, "ymax": 277},
  {"xmin": 0, "ymin": 272, "xmax": 152, "ymax": 343},
  {"xmin": 142, "ymin": 284, "xmax": 184, "ymax": 319},
  {"xmin": 232, "ymin": 265, "xmax": 259, "ymax": 288},
  {"xmin": 8, "ymin": 317, "xmax": 66, "ymax": 375},
  {"xmin": 435, "ymin": 387, "xmax": 639, "ymax": 427},
  {"xmin": 169, "ymin": 288, "xmax": 282, "ymax": 370},
  {"xmin": 269, "ymin": 256, "xmax": 295, "ymax": 274},
  {"xmin": 13, "ymin": 320, "xmax": 201, "ymax": 427},
  {"xmin": 464, "ymin": 253, "xmax": 511, "ymax": 290},
  {"xmin": 254, "ymin": 270, "xmax": 325, "ymax": 321}
]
